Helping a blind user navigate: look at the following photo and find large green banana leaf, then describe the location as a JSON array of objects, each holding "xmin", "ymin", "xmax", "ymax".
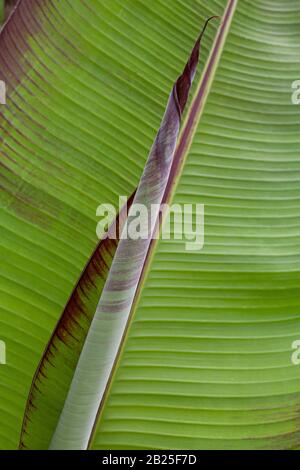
[
  {"xmin": 0, "ymin": 0, "xmax": 222, "ymax": 450},
  {"xmin": 1, "ymin": 0, "xmax": 300, "ymax": 450}
]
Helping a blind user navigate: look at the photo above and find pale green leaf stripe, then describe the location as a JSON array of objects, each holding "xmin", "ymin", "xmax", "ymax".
[
  {"xmin": 91, "ymin": 0, "xmax": 300, "ymax": 450},
  {"xmin": 0, "ymin": 0, "xmax": 221, "ymax": 449}
]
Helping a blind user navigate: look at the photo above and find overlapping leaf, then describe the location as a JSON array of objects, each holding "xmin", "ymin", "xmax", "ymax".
[{"xmin": 1, "ymin": 0, "xmax": 300, "ymax": 451}]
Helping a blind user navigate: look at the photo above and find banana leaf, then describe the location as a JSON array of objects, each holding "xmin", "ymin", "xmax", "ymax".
[{"xmin": 1, "ymin": 0, "xmax": 300, "ymax": 450}]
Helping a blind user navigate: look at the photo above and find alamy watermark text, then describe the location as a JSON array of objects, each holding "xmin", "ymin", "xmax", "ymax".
[{"xmin": 96, "ymin": 196, "xmax": 205, "ymax": 252}]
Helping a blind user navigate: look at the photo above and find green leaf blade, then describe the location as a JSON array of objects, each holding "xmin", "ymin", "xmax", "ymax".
[
  {"xmin": 91, "ymin": 0, "xmax": 300, "ymax": 450},
  {"xmin": 0, "ymin": 0, "xmax": 219, "ymax": 449}
]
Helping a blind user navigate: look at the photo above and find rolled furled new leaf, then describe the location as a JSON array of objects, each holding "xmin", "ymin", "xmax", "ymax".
[{"xmin": 50, "ymin": 17, "xmax": 219, "ymax": 450}]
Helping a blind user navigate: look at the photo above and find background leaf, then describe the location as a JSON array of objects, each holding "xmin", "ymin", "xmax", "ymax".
[{"xmin": 0, "ymin": 0, "xmax": 222, "ymax": 450}]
